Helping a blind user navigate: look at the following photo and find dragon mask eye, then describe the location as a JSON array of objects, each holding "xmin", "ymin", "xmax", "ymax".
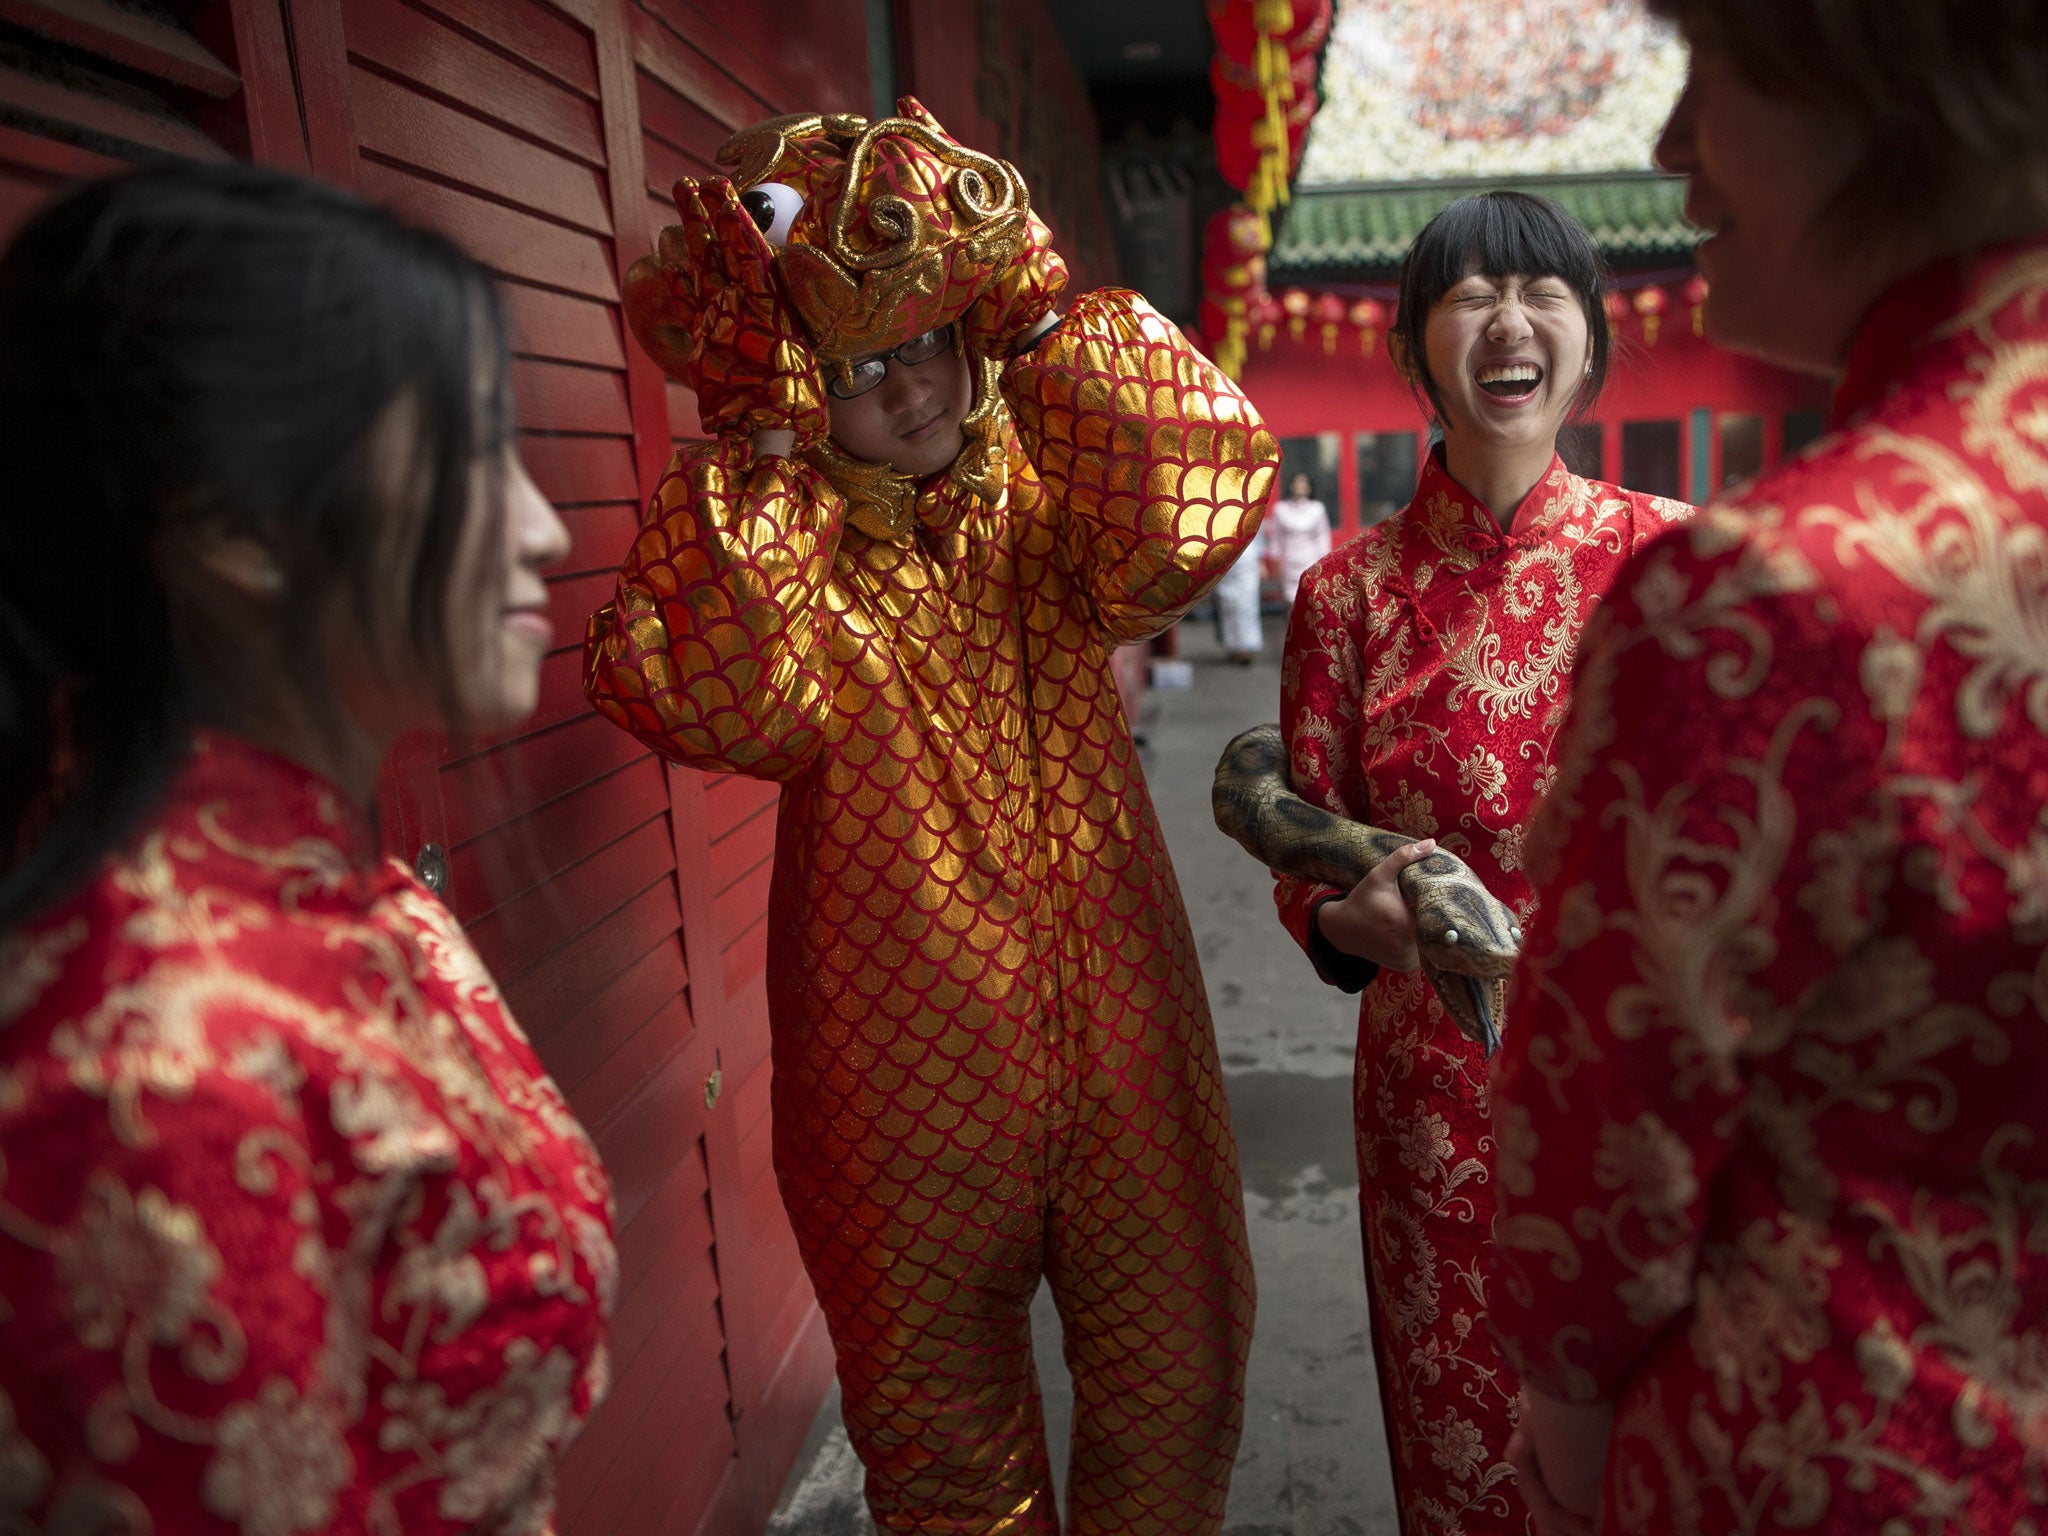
[{"xmin": 740, "ymin": 182, "xmax": 803, "ymax": 249}]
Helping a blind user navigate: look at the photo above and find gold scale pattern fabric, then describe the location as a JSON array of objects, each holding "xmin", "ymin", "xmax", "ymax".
[{"xmin": 585, "ymin": 288, "xmax": 1275, "ymax": 1532}]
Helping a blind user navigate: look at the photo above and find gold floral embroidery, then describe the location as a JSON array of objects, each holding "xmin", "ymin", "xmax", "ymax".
[
  {"xmin": 116, "ymin": 832, "xmax": 272, "ymax": 954},
  {"xmin": 0, "ymin": 918, "xmax": 86, "ymax": 1025},
  {"xmin": 56, "ymin": 1174, "xmax": 244, "ymax": 1380},
  {"xmin": 1858, "ymin": 625, "xmax": 1923, "ymax": 742},
  {"xmin": 2, "ymin": 737, "xmax": 611, "ymax": 1536},
  {"xmin": 203, "ymin": 1377, "xmax": 352, "ymax": 1536},
  {"xmin": 380, "ymin": 1340, "xmax": 582, "ymax": 1527},
  {"xmin": 1691, "ymin": 1216, "xmax": 1839, "ymax": 1415},
  {"xmin": 1815, "ymin": 429, "xmax": 2048, "ymax": 739},
  {"xmin": 0, "ymin": 1385, "xmax": 51, "ymax": 1512},
  {"xmin": 1594, "ymin": 1113, "xmax": 1699, "ymax": 1222},
  {"xmin": 1455, "ymin": 744, "xmax": 1510, "ymax": 812}
]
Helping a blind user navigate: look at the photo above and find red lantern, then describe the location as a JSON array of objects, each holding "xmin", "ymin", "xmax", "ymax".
[
  {"xmin": 1251, "ymin": 289, "xmax": 1284, "ymax": 351},
  {"xmin": 1203, "ymin": 204, "xmax": 1267, "ymax": 270},
  {"xmin": 1682, "ymin": 273, "xmax": 1710, "ymax": 336},
  {"xmin": 1198, "ymin": 295, "xmax": 1243, "ymax": 357},
  {"xmin": 1208, "ymin": 0, "xmax": 1332, "ymax": 68},
  {"xmin": 1604, "ymin": 288, "xmax": 1631, "ymax": 330},
  {"xmin": 1348, "ymin": 296, "xmax": 1386, "ymax": 356},
  {"xmin": 1280, "ymin": 287, "xmax": 1311, "ymax": 342},
  {"xmin": 1633, "ymin": 284, "xmax": 1669, "ymax": 345},
  {"xmin": 1212, "ymin": 47, "xmax": 1317, "ymax": 108},
  {"xmin": 1200, "ymin": 206, "xmax": 1265, "ymax": 376},
  {"xmin": 1312, "ymin": 292, "xmax": 1347, "ymax": 355},
  {"xmin": 1214, "ymin": 124, "xmax": 1261, "ymax": 194},
  {"xmin": 1281, "ymin": 0, "xmax": 1333, "ymax": 56}
]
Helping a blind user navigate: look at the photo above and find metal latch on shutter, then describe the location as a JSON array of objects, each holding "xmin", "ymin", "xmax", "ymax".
[
  {"xmin": 413, "ymin": 843, "xmax": 448, "ymax": 895},
  {"xmin": 704, "ymin": 1068, "xmax": 722, "ymax": 1109}
]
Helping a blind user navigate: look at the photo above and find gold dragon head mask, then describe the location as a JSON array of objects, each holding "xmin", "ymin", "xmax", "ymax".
[
  {"xmin": 725, "ymin": 99, "xmax": 1034, "ymax": 362},
  {"xmin": 630, "ymin": 100, "xmax": 1033, "ymax": 526}
]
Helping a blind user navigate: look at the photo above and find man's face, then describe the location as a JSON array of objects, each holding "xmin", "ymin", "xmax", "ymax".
[{"xmin": 824, "ymin": 327, "xmax": 975, "ymax": 478}]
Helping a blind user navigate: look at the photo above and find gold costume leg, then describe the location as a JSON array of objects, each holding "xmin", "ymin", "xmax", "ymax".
[
  {"xmin": 1044, "ymin": 1007, "xmax": 1256, "ymax": 1535},
  {"xmin": 774, "ymin": 1020, "xmax": 1064, "ymax": 1534}
]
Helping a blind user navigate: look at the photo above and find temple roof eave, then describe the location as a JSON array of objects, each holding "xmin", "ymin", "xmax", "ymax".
[{"xmin": 1268, "ymin": 171, "xmax": 1697, "ymax": 281}]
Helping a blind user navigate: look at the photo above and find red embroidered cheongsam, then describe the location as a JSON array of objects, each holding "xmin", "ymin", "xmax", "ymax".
[
  {"xmin": 0, "ymin": 732, "xmax": 614, "ymax": 1535},
  {"xmin": 1490, "ymin": 239, "xmax": 2048, "ymax": 1533},
  {"xmin": 1277, "ymin": 449, "xmax": 1689, "ymax": 1534}
]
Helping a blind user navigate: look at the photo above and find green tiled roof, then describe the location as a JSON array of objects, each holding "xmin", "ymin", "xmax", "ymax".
[{"xmin": 1270, "ymin": 173, "xmax": 1695, "ymax": 280}]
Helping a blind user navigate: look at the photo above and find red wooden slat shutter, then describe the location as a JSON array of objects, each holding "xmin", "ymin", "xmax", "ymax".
[
  {"xmin": 0, "ymin": 3, "xmax": 236, "ymax": 244},
  {"xmin": 299, "ymin": 3, "xmax": 852, "ymax": 1531},
  {"xmin": 274, "ymin": 6, "xmax": 762, "ymax": 1533}
]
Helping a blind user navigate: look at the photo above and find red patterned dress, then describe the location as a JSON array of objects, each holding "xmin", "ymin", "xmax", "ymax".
[
  {"xmin": 1276, "ymin": 449, "xmax": 1689, "ymax": 1533},
  {"xmin": 0, "ymin": 732, "xmax": 615, "ymax": 1536},
  {"xmin": 1490, "ymin": 240, "xmax": 2048, "ymax": 1533}
]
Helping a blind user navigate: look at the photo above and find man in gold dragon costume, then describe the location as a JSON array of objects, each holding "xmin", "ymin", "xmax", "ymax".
[{"xmin": 583, "ymin": 102, "xmax": 1275, "ymax": 1533}]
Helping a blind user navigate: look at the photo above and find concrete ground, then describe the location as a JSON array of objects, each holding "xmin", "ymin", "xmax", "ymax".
[{"xmin": 765, "ymin": 612, "xmax": 1398, "ymax": 1536}]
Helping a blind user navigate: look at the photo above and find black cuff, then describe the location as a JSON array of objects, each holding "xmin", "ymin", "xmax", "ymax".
[
  {"xmin": 1307, "ymin": 892, "xmax": 1378, "ymax": 995},
  {"xmin": 1009, "ymin": 312, "xmax": 1066, "ymax": 358}
]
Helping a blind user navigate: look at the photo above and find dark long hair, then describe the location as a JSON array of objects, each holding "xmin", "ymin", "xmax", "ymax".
[
  {"xmin": 1391, "ymin": 190, "xmax": 1614, "ymax": 429},
  {"xmin": 0, "ymin": 161, "xmax": 510, "ymax": 933}
]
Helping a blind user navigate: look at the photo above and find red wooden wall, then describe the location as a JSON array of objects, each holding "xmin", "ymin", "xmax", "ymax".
[{"xmin": 0, "ymin": 1, "xmax": 883, "ymax": 1532}]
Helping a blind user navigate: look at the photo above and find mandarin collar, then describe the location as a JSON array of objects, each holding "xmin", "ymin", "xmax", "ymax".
[
  {"xmin": 1397, "ymin": 446, "xmax": 1576, "ymax": 572},
  {"xmin": 1833, "ymin": 233, "xmax": 2048, "ymax": 429},
  {"xmin": 173, "ymin": 730, "xmax": 392, "ymax": 888}
]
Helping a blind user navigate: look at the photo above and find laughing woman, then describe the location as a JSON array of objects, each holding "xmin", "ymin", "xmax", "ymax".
[{"xmin": 1271, "ymin": 192, "xmax": 1689, "ymax": 1534}]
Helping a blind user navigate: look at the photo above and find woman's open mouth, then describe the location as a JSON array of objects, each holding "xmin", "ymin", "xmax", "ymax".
[{"xmin": 1476, "ymin": 362, "xmax": 1544, "ymax": 404}]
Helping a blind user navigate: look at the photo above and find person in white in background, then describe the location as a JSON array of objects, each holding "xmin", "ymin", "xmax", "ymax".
[
  {"xmin": 1269, "ymin": 471, "xmax": 1333, "ymax": 608},
  {"xmin": 1213, "ymin": 520, "xmax": 1268, "ymax": 665}
]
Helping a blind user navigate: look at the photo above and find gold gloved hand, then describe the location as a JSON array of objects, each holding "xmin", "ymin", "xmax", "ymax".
[
  {"xmin": 624, "ymin": 177, "xmax": 829, "ymax": 442},
  {"xmin": 959, "ymin": 207, "xmax": 1069, "ymax": 360}
]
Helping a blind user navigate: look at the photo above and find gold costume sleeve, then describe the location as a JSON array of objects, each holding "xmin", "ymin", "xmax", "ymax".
[
  {"xmin": 582, "ymin": 434, "xmax": 846, "ymax": 778},
  {"xmin": 1002, "ymin": 288, "xmax": 1279, "ymax": 644}
]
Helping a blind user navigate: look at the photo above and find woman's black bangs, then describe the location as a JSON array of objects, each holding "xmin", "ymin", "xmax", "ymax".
[{"xmin": 1411, "ymin": 194, "xmax": 1602, "ymax": 314}]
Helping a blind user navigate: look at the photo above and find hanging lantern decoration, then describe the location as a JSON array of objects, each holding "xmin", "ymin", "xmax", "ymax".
[
  {"xmin": 1347, "ymin": 296, "xmax": 1386, "ymax": 357},
  {"xmin": 1202, "ymin": 205, "xmax": 1268, "ymax": 294},
  {"xmin": 1605, "ymin": 288, "xmax": 1631, "ymax": 334},
  {"xmin": 1208, "ymin": 0, "xmax": 1328, "ymax": 229},
  {"xmin": 1202, "ymin": 0, "xmax": 1331, "ymax": 376},
  {"xmin": 1281, "ymin": 287, "xmax": 1312, "ymax": 342},
  {"xmin": 1212, "ymin": 120, "xmax": 1265, "ymax": 210},
  {"xmin": 1313, "ymin": 292, "xmax": 1348, "ymax": 355},
  {"xmin": 1682, "ymin": 273, "xmax": 1710, "ymax": 336},
  {"xmin": 1211, "ymin": 48, "xmax": 1317, "ymax": 112},
  {"xmin": 1207, "ymin": 0, "xmax": 1332, "ymax": 77},
  {"xmin": 1251, "ymin": 288, "xmax": 1284, "ymax": 351},
  {"xmin": 1200, "ymin": 205, "xmax": 1268, "ymax": 379},
  {"xmin": 1633, "ymin": 284, "xmax": 1669, "ymax": 345}
]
